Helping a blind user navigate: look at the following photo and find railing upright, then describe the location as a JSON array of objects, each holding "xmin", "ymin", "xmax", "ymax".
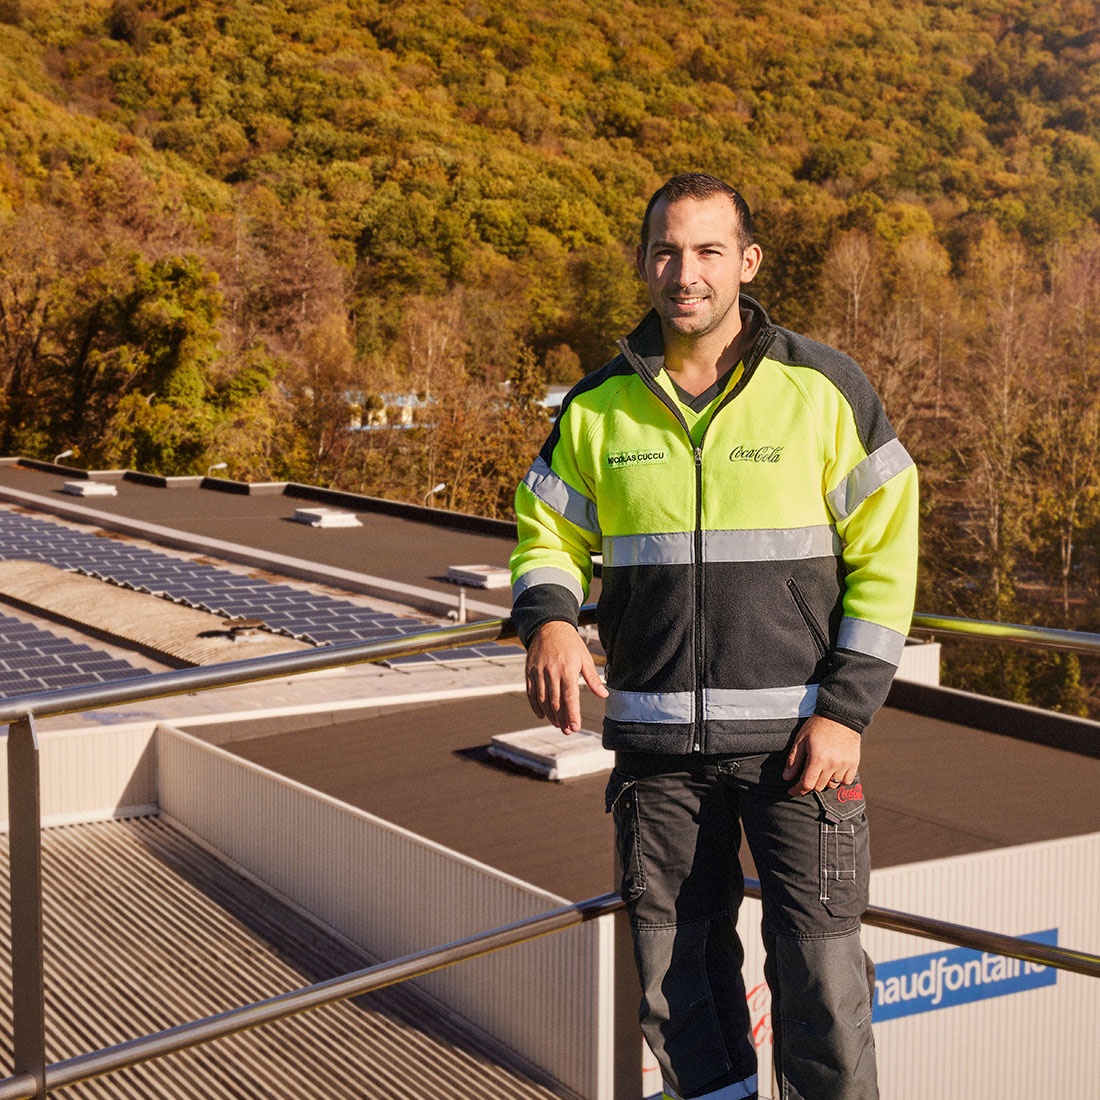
[{"xmin": 6, "ymin": 716, "xmax": 46, "ymax": 1100}]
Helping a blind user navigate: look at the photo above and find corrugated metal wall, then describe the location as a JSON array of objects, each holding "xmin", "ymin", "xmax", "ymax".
[
  {"xmin": 738, "ymin": 834, "xmax": 1100, "ymax": 1099},
  {"xmin": 156, "ymin": 724, "xmax": 614, "ymax": 1100},
  {"xmin": 0, "ymin": 722, "xmax": 157, "ymax": 831},
  {"xmin": 895, "ymin": 640, "xmax": 941, "ymax": 685}
]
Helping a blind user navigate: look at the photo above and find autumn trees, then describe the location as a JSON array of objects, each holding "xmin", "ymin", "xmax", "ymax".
[{"xmin": 3, "ymin": 0, "xmax": 1100, "ymax": 709}]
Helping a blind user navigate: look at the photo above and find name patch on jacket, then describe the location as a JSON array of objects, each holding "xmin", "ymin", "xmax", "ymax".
[{"xmin": 606, "ymin": 449, "xmax": 669, "ymax": 469}]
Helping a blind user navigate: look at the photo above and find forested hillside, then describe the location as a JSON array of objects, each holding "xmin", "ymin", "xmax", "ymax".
[{"xmin": 2, "ymin": 0, "xmax": 1100, "ymax": 709}]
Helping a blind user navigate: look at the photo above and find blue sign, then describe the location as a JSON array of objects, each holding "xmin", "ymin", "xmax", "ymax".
[{"xmin": 873, "ymin": 930, "xmax": 1058, "ymax": 1021}]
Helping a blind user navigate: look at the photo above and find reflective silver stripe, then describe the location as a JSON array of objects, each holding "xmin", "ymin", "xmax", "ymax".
[
  {"xmin": 606, "ymin": 689, "xmax": 694, "ymax": 724},
  {"xmin": 607, "ymin": 686, "xmax": 817, "ymax": 724},
  {"xmin": 827, "ymin": 438, "xmax": 913, "ymax": 522},
  {"xmin": 704, "ymin": 525, "xmax": 841, "ymax": 562},
  {"xmin": 663, "ymin": 1073, "xmax": 759, "ymax": 1100},
  {"xmin": 838, "ymin": 615, "xmax": 906, "ymax": 665},
  {"xmin": 523, "ymin": 457, "xmax": 601, "ymax": 534},
  {"xmin": 512, "ymin": 567, "xmax": 584, "ymax": 607},
  {"xmin": 604, "ymin": 527, "xmax": 839, "ymax": 568},
  {"xmin": 605, "ymin": 532, "xmax": 693, "ymax": 567},
  {"xmin": 705, "ymin": 684, "xmax": 818, "ymax": 721}
]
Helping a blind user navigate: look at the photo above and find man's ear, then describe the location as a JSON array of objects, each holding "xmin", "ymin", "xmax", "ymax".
[
  {"xmin": 635, "ymin": 244, "xmax": 647, "ymax": 280},
  {"xmin": 741, "ymin": 243, "xmax": 763, "ymax": 284}
]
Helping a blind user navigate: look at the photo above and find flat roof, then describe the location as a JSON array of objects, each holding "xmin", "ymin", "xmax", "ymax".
[
  {"xmin": 3, "ymin": 458, "xmax": 1098, "ymax": 898},
  {"xmin": 218, "ymin": 691, "xmax": 1100, "ymax": 904},
  {"xmin": 0, "ymin": 464, "xmax": 534, "ymax": 614}
]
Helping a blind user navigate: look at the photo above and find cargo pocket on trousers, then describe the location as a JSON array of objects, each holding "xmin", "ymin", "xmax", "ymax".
[
  {"xmin": 812, "ymin": 780, "xmax": 869, "ymax": 919},
  {"xmin": 605, "ymin": 770, "xmax": 646, "ymax": 902}
]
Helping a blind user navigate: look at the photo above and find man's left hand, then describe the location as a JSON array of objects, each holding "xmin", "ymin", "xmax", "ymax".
[{"xmin": 782, "ymin": 715, "xmax": 861, "ymax": 796}]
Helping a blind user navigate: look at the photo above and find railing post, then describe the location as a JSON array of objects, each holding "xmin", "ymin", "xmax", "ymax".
[
  {"xmin": 7, "ymin": 716, "xmax": 46, "ymax": 1098},
  {"xmin": 613, "ymin": 906, "xmax": 643, "ymax": 1099}
]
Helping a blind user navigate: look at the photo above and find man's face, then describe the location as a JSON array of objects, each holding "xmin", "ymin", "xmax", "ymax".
[{"xmin": 637, "ymin": 194, "xmax": 761, "ymax": 342}]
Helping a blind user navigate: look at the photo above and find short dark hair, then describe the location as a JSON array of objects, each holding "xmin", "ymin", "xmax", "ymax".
[{"xmin": 640, "ymin": 173, "xmax": 754, "ymax": 254}]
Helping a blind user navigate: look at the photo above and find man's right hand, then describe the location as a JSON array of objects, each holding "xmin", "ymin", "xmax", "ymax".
[{"xmin": 525, "ymin": 620, "xmax": 609, "ymax": 733}]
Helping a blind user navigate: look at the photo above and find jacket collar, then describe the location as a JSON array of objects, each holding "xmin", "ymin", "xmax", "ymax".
[{"xmin": 616, "ymin": 295, "xmax": 772, "ymax": 380}]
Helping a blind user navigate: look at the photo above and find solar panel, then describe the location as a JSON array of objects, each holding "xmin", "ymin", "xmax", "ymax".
[
  {"xmin": 92, "ymin": 668, "xmax": 146, "ymax": 682},
  {"xmin": 43, "ymin": 672, "xmax": 114, "ymax": 688},
  {"xmin": 77, "ymin": 658, "xmax": 144, "ymax": 673},
  {"xmin": 3, "ymin": 654, "xmax": 59, "ymax": 669},
  {"xmin": 0, "ymin": 510, "xmax": 516, "ymax": 676}
]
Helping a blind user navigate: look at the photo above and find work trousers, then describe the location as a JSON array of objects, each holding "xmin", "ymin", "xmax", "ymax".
[{"xmin": 607, "ymin": 751, "xmax": 878, "ymax": 1100}]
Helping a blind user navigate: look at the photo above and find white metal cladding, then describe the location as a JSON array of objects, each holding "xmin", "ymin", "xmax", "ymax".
[
  {"xmin": 737, "ymin": 834, "xmax": 1100, "ymax": 1100},
  {"xmin": 893, "ymin": 640, "xmax": 941, "ymax": 685},
  {"xmin": 0, "ymin": 722, "xmax": 157, "ymax": 831},
  {"xmin": 0, "ymin": 817, "xmax": 566, "ymax": 1100},
  {"xmin": 156, "ymin": 725, "xmax": 615, "ymax": 1100},
  {"xmin": 866, "ymin": 834, "xmax": 1100, "ymax": 1100}
]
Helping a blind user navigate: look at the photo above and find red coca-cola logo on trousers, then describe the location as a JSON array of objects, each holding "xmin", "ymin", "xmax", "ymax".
[{"xmin": 837, "ymin": 783, "xmax": 863, "ymax": 803}]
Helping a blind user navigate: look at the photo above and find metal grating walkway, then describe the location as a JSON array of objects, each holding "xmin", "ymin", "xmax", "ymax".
[{"xmin": 0, "ymin": 817, "xmax": 563, "ymax": 1100}]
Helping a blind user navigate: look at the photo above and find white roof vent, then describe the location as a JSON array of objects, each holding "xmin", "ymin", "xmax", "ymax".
[
  {"xmin": 292, "ymin": 507, "xmax": 362, "ymax": 528},
  {"xmin": 489, "ymin": 726, "xmax": 613, "ymax": 780},
  {"xmin": 445, "ymin": 564, "xmax": 511, "ymax": 588},
  {"xmin": 62, "ymin": 481, "xmax": 117, "ymax": 497}
]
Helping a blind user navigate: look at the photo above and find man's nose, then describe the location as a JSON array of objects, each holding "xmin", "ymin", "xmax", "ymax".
[{"xmin": 673, "ymin": 252, "xmax": 699, "ymax": 287}]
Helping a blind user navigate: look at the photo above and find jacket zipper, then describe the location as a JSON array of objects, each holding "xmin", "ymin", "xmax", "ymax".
[
  {"xmin": 618, "ymin": 318, "xmax": 778, "ymax": 754},
  {"xmin": 692, "ymin": 445, "xmax": 704, "ymax": 750}
]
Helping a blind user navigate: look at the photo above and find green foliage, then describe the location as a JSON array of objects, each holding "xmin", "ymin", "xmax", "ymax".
[{"xmin": 0, "ymin": 0, "xmax": 22, "ymax": 27}]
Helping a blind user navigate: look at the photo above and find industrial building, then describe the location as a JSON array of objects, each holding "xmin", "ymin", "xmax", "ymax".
[{"xmin": 0, "ymin": 457, "xmax": 1097, "ymax": 1099}]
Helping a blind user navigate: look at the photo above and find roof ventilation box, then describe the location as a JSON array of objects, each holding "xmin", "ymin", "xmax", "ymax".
[
  {"xmin": 445, "ymin": 564, "xmax": 511, "ymax": 588},
  {"xmin": 291, "ymin": 507, "xmax": 362, "ymax": 528},
  {"xmin": 62, "ymin": 481, "xmax": 117, "ymax": 497},
  {"xmin": 489, "ymin": 726, "xmax": 613, "ymax": 780}
]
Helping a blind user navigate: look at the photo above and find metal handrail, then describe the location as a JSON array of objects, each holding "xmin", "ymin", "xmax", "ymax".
[
  {"xmin": 0, "ymin": 893, "xmax": 625, "ymax": 1100},
  {"xmin": 0, "ymin": 605, "xmax": 1097, "ymax": 727},
  {"xmin": 4, "ymin": 606, "xmax": 1100, "ymax": 1099},
  {"xmin": 910, "ymin": 612, "xmax": 1100, "ymax": 656},
  {"xmin": 0, "ymin": 876, "xmax": 1096, "ymax": 1100},
  {"xmin": 0, "ymin": 614, "xmax": 534, "ymax": 725}
]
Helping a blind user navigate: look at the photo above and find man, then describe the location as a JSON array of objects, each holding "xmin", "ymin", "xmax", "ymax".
[{"xmin": 510, "ymin": 173, "xmax": 918, "ymax": 1100}]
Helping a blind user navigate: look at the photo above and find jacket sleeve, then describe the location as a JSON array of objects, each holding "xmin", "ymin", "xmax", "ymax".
[
  {"xmin": 509, "ymin": 420, "xmax": 602, "ymax": 649},
  {"xmin": 815, "ymin": 422, "xmax": 920, "ymax": 734}
]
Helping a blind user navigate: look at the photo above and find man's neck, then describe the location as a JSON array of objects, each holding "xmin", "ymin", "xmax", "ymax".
[{"xmin": 662, "ymin": 310, "xmax": 753, "ymax": 397}]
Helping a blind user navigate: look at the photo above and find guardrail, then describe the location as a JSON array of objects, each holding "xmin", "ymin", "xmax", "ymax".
[
  {"xmin": 3, "ymin": 607, "xmax": 1100, "ymax": 1098},
  {"xmin": 910, "ymin": 612, "xmax": 1100, "ymax": 656}
]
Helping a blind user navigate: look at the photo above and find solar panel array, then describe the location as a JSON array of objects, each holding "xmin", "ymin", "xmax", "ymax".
[
  {"xmin": 0, "ymin": 510, "xmax": 523, "ymax": 696},
  {"xmin": 0, "ymin": 612, "xmax": 145, "ymax": 697}
]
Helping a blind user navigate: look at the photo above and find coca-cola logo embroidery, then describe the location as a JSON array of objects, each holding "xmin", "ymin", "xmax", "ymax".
[
  {"xmin": 729, "ymin": 443, "xmax": 783, "ymax": 463},
  {"xmin": 837, "ymin": 783, "xmax": 863, "ymax": 803}
]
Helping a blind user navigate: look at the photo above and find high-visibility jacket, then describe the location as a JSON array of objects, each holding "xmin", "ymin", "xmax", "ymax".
[{"xmin": 511, "ymin": 298, "xmax": 919, "ymax": 755}]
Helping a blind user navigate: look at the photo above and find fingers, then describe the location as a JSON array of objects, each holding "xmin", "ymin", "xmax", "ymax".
[
  {"xmin": 580, "ymin": 651, "xmax": 610, "ymax": 700},
  {"xmin": 524, "ymin": 622, "xmax": 605, "ymax": 733},
  {"xmin": 783, "ymin": 716, "xmax": 861, "ymax": 796},
  {"xmin": 782, "ymin": 735, "xmax": 806, "ymax": 783},
  {"xmin": 525, "ymin": 663, "xmax": 587, "ymax": 731}
]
